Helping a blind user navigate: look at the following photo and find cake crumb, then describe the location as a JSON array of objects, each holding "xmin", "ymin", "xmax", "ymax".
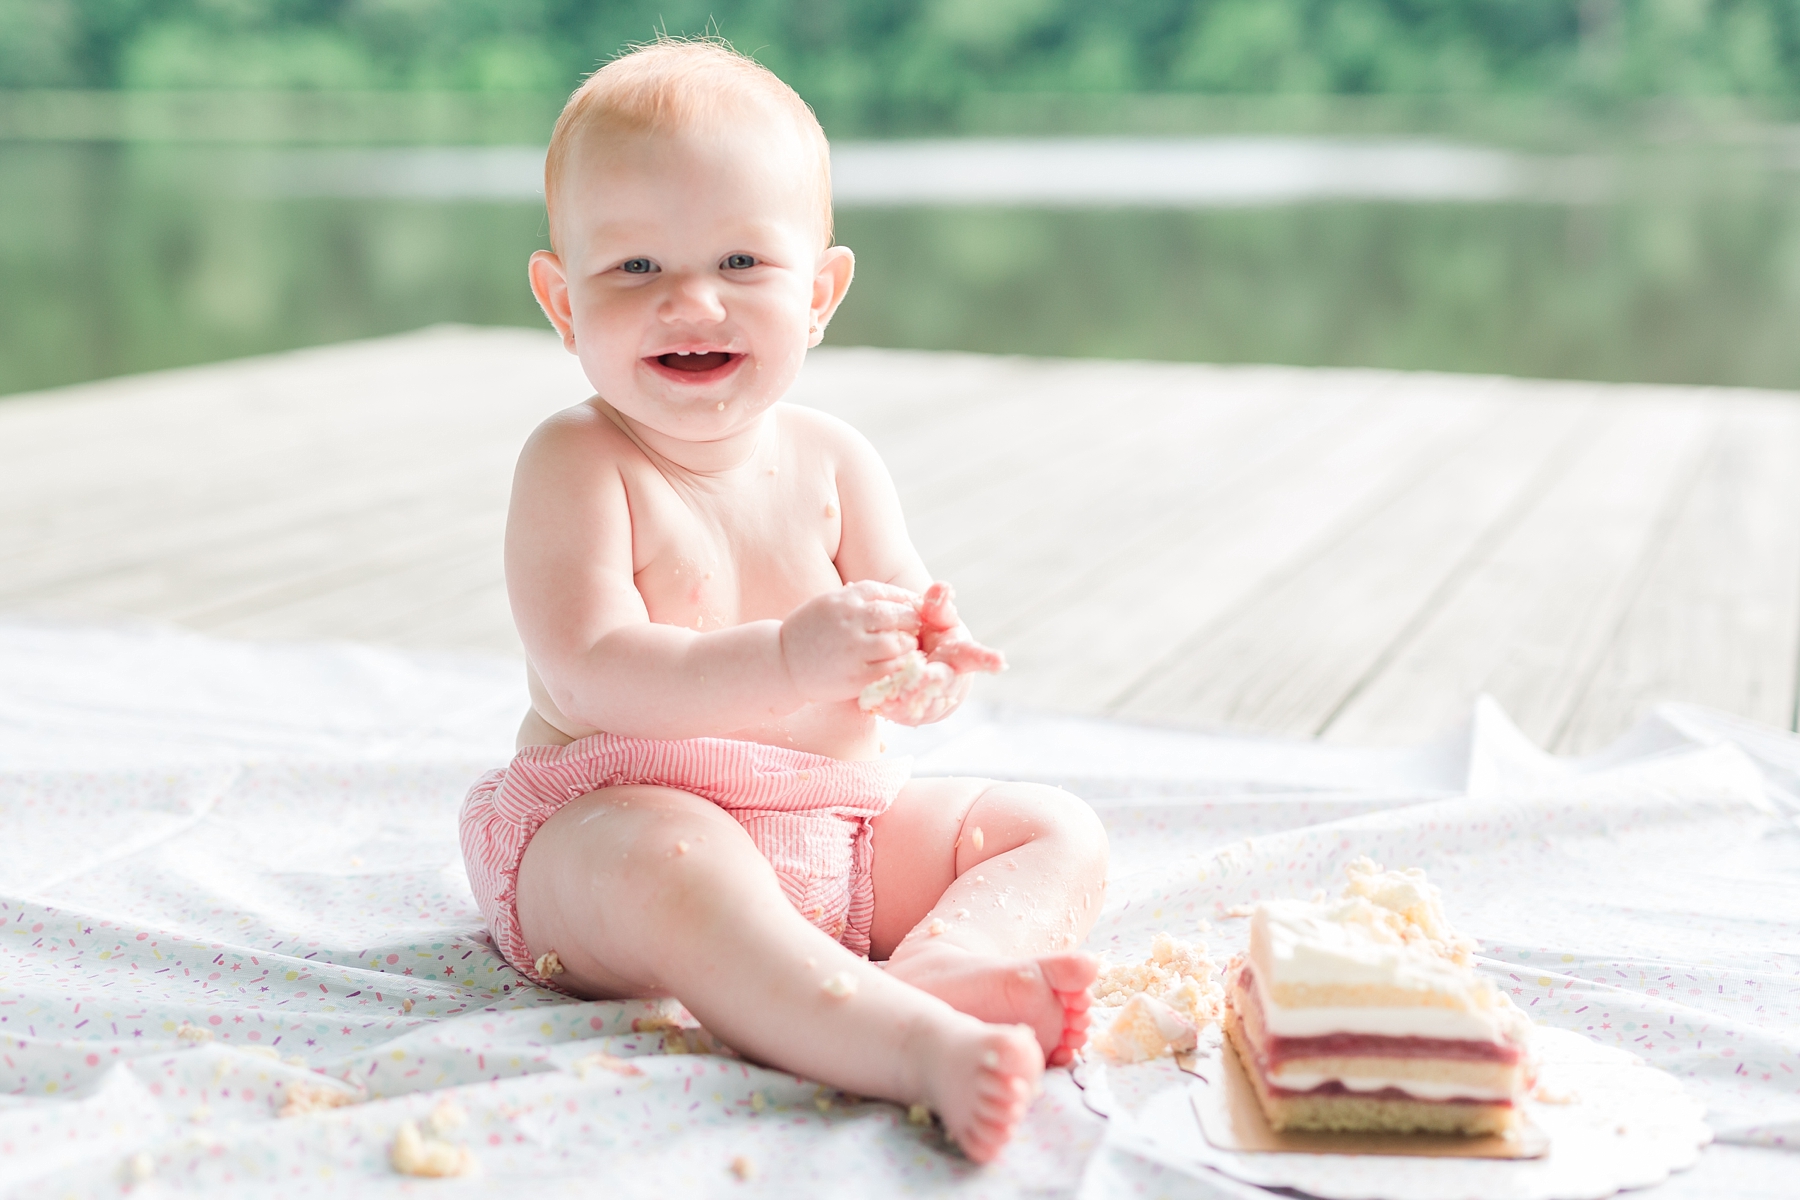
[
  {"xmin": 927, "ymin": 918, "xmax": 947, "ymax": 937},
  {"xmin": 632, "ymin": 1013, "xmax": 680, "ymax": 1034},
  {"xmin": 1092, "ymin": 933, "xmax": 1224, "ymax": 1029},
  {"xmin": 907, "ymin": 1103, "xmax": 932, "ymax": 1125},
  {"xmin": 534, "ymin": 950, "xmax": 566, "ymax": 978},
  {"xmin": 426, "ymin": 1098, "xmax": 467, "ymax": 1135},
  {"xmin": 676, "ymin": 840, "xmax": 690, "ymax": 855},
  {"xmin": 402, "ymin": 998, "xmax": 414, "ymax": 1014},
  {"xmin": 970, "ymin": 827, "xmax": 984, "ymax": 852},
  {"xmin": 730, "ymin": 1155, "xmax": 755, "ymax": 1180},
  {"xmin": 1223, "ymin": 904, "xmax": 1255, "ymax": 918},
  {"xmin": 815, "ymin": 1093, "xmax": 832, "ymax": 1112},
  {"xmin": 278, "ymin": 1081, "xmax": 362, "ymax": 1118},
  {"xmin": 127, "ymin": 1152, "xmax": 154, "ymax": 1184},
  {"xmin": 1094, "ymin": 993, "xmax": 1198, "ymax": 1063},
  {"xmin": 1533, "ymin": 1082, "xmax": 1579, "ymax": 1104},
  {"xmin": 750, "ymin": 1091, "xmax": 766, "ymax": 1112},
  {"xmin": 390, "ymin": 1120, "xmax": 477, "ymax": 1178},
  {"xmin": 574, "ymin": 1051, "xmax": 644, "ymax": 1078},
  {"xmin": 820, "ymin": 972, "xmax": 858, "ymax": 999},
  {"xmin": 175, "ymin": 1022, "xmax": 211, "ymax": 1045}
]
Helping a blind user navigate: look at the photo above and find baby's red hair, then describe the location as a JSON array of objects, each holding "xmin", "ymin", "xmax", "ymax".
[{"xmin": 545, "ymin": 37, "xmax": 833, "ymax": 250}]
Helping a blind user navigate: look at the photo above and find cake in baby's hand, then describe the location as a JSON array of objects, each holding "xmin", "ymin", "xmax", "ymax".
[
  {"xmin": 1224, "ymin": 857, "xmax": 1532, "ymax": 1136},
  {"xmin": 857, "ymin": 582, "xmax": 1004, "ymax": 722}
]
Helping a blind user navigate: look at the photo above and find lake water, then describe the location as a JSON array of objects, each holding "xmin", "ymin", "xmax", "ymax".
[{"xmin": 4, "ymin": 134, "xmax": 1800, "ymax": 397}]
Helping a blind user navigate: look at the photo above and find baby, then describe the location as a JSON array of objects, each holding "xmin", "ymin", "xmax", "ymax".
[{"xmin": 459, "ymin": 39, "xmax": 1108, "ymax": 1163}]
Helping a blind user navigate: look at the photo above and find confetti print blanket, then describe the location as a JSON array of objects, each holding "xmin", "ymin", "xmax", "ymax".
[{"xmin": 0, "ymin": 620, "xmax": 1795, "ymax": 1199}]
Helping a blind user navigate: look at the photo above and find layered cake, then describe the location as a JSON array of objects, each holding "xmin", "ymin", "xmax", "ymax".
[{"xmin": 1224, "ymin": 858, "xmax": 1532, "ymax": 1135}]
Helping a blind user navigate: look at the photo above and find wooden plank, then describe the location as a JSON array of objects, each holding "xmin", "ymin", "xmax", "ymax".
[
  {"xmin": 1114, "ymin": 383, "xmax": 1599, "ymax": 736},
  {"xmin": 1321, "ymin": 394, "xmax": 1721, "ymax": 747},
  {"xmin": 1553, "ymin": 398, "xmax": 1800, "ymax": 751},
  {"xmin": 977, "ymin": 371, "xmax": 1499, "ymax": 715}
]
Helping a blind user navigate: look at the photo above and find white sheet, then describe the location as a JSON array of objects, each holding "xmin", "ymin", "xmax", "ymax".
[{"xmin": 1, "ymin": 619, "xmax": 1795, "ymax": 1198}]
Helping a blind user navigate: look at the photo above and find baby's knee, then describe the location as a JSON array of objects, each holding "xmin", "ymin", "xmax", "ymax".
[{"xmin": 987, "ymin": 782, "xmax": 1109, "ymax": 871}]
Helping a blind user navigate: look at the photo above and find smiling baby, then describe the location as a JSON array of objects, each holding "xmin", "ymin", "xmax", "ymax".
[{"xmin": 458, "ymin": 38, "xmax": 1108, "ymax": 1162}]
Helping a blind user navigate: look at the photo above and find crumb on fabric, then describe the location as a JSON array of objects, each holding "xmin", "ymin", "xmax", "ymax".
[
  {"xmin": 534, "ymin": 951, "xmax": 566, "ymax": 978},
  {"xmin": 750, "ymin": 1091, "xmax": 766, "ymax": 1113},
  {"xmin": 176, "ymin": 1022, "xmax": 211, "ymax": 1045},
  {"xmin": 730, "ymin": 1155, "xmax": 755, "ymax": 1180},
  {"xmin": 1093, "ymin": 993, "xmax": 1198, "ymax": 1063},
  {"xmin": 821, "ymin": 972, "xmax": 858, "ymax": 999},
  {"xmin": 278, "ymin": 1081, "xmax": 362, "ymax": 1118},
  {"xmin": 1223, "ymin": 904, "xmax": 1255, "ymax": 918},
  {"xmin": 632, "ymin": 1013, "xmax": 681, "ymax": 1034},
  {"xmin": 1533, "ymin": 1081, "xmax": 1579, "ymax": 1105},
  {"xmin": 908, "ymin": 1103, "xmax": 932, "ymax": 1125},
  {"xmin": 1090, "ymin": 933, "xmax": 1224, "ymax": 1062},
  {"xmin": 402, "ymin": 999, "xmax": 414, "ymax": 1014},
  {"xmin": 815, "ymin": 1093, "xmax": 832, "ymax": 1112},
  {"xmin": 390, "ymin": 1120, "xmax": 478, "ymax": 1178},
  {"xmin": 574, "ymin": 1051, "xmax": 644, "ymax": 1079},
  {"xmin": 427, "ymin": 1098, "xmax": 467, "ymax": 1135}
]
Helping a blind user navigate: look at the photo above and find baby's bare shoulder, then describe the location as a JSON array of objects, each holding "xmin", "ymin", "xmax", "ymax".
[
  {"xmin": 517, "ymin": 401, "xmax": 640, "ymax": 480},
  {"xmin": 773, "ymin": 402, "xmax": 881, "ymax": 468}
]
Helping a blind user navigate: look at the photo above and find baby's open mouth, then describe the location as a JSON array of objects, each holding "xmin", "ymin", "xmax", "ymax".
[{"xmin": 654, "ymin": 351, "xmax": 737, "ymax": 372}]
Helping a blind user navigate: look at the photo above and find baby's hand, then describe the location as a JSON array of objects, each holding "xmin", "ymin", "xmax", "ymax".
[
  {"xmin": 861, "ymin": 582, "xmax": 1005, "ymax": 726},
  {"xmin": 780, "ymin": 581, "xmax": 923, "ymax": 703},
  {"xmin": 917, "ymin": 581, "xmax": 1006, "ymax": 675}
]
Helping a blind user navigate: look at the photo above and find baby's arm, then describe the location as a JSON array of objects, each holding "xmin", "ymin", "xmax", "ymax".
[
  {"xmin": 821, "ymin": 414, "xmax": 1002, "ymax": 724},
  {"xmin": 505, "ymin": 409, "xmax": 920, "ymax": 739}
]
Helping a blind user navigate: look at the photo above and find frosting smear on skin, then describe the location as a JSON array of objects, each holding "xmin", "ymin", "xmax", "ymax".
[{"xmin": 1225, "ymin": 857, "xmax": 1534, "ymax": 1135}]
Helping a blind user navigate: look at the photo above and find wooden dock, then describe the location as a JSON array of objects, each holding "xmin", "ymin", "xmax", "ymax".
[{"xmin": 3, "ymin": 324, "xmax": 1796, "ymax": 753}]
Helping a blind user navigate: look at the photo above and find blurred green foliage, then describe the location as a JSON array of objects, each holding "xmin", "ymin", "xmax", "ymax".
[{"xmin": 2, "ymin": 1, "xmax": 1799, "ymax": 129}]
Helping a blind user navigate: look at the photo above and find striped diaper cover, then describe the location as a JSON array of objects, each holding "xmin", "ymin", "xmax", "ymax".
[{"xmin": 459, "ymin": 733, "xmax": 911, "ymax": 990}]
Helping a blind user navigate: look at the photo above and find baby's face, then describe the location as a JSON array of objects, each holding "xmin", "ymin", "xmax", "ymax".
[{"xmin": 539, "ymin": 118, "xmax": 848, "ymax": 445}]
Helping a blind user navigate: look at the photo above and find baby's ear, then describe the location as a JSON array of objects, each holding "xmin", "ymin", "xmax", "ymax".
[
  {"xmin": 528, "ymin": 251, "xmax": 575, "ymax": 349},
  {"xmin": 810, "ymin": 245, "xmax": 856, "ymax": 338}
]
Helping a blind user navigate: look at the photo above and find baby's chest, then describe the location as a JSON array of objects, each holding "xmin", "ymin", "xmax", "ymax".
[{"xmin": 629, "ymin": 481, "xmax": 845, "ymax": 631}]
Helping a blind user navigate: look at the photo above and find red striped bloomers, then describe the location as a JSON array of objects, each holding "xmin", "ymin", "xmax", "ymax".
[{"xmin": 460, "ymin": 733, "xmax": 911, "ymax": 990}]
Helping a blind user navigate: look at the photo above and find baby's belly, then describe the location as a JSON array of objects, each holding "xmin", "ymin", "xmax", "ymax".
[{"xmin": 516, "ymin": 693, "xmax": 881, "ymax": 760}]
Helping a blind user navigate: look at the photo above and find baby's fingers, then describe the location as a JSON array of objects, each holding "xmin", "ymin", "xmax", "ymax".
[
  {"xmin": 861, "ymin": 600, "xmax": 922, "ymax": 634},
  {"xmin": 929, "ymin": 636, "xmax": 1007, "ymax": 675},
  {"xmin": 919, "ymin": 581, "xmax": 959, "ymax": 630}
]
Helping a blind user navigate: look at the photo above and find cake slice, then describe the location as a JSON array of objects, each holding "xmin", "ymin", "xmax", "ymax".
[{"xmin": 1223, "ymin": 858, "xmax": 1532, "ymax": 1135}]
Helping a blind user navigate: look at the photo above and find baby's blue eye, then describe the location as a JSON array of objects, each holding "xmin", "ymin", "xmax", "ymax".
[
  {"xmin": 621, "ymin": 258, "xmax": 654, "ymax": 274},
  {"xmin": 724, "ymin": 253, "xmax": 756, "ymax": 270}
]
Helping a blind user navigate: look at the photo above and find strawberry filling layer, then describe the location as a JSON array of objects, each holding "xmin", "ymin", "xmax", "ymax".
[{"xmin": 1240, "ymin": 967, "xmax": 1524, "ymax": 1066}]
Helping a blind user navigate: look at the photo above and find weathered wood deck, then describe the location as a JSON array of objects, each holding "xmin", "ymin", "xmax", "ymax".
[{"xmin": 3, "ymin": 325, "xmax": 1796, "ymax": 753}]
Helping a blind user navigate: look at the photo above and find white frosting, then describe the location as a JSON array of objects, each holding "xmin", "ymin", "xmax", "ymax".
[
  {"xmin": 1242, "ymin": 857, "xmax": 1530, "ymax": 1047},
  {"xmin": 1268, "ymin": 1068, "xmax": 1512, "ymax": 1103},
  {"xmin": 1253, "ymin": 967, "xmax": 1512, "ymax": 1039}
]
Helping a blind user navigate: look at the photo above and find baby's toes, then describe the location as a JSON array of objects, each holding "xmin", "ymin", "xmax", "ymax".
[{"xmin": 1037, "ymin": 953, "xmax": 1100, "ymax": 995}]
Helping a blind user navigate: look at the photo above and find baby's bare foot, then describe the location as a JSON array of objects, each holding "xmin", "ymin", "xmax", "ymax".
[
  {"xmin": 912, "ymin": 1018, "xmax": 1043, "ymax": 1163},
  {"xmin": 888, "ymin": 946, "xmax": 1097, "ymax": 1067}
]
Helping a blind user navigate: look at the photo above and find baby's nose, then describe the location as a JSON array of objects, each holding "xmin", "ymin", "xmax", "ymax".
[{"xmin": 659, "ymin": 272, "xmax": 727, "ymax": 322}]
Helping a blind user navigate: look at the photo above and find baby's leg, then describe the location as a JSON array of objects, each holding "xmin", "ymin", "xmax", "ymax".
[
  {"xmin": 514, "ymin": 785, "xmax": 1042, "ymax": 1162},
  {"xmin": 870, "ymin": 780, "xmax": 1109, "ymax": 1066}
]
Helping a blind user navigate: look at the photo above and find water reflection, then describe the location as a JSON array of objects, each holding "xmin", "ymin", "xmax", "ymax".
[{"xmin": 2, "ymin": 139, "xmax": 1798, "ymax": 397}]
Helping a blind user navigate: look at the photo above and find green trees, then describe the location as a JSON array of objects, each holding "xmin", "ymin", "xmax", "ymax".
[{"xmin": 2, "ymin": 0, "xmax": 1797, "ymax": 113}]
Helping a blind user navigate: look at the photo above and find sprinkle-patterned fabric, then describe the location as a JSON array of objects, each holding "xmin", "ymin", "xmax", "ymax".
[
  {"xmin": 0, "ymin": 621, "xmax": 1796, "ymax": 1198},
  {"xmin": 460, "ymin": 734, "xmax": 910, "ymax": 988}
]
